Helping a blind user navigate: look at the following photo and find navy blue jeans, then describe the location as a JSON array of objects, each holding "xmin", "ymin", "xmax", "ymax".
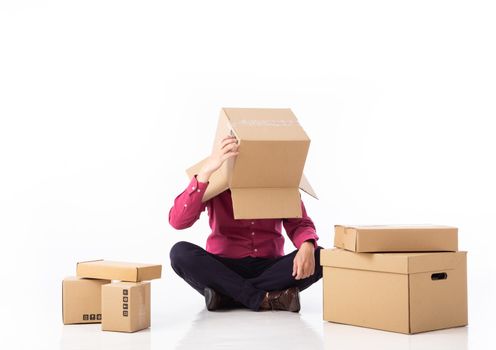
[{"xmin": 169, "ymin": 241, "xmax": 323, "ymax": 311}]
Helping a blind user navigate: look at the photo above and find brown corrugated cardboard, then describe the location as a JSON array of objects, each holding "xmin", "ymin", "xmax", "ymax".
[
  {"xmin": 62, "ymin": 277, "xmax": 110, "ymax": 324},
  {"xmin": 321, "ymin": 249, "xmax": 468, "ymax": 334},
  {"xmin": 101, "ymin": 282, "xmax": 151, "ymax": 333},
  {"xmin": 186, "ymin": 108, "xmax": 317, "ymax": 219},
  {"xmin": 334, "ymin": 225, "xmax": 458, "ymax": 252},
  {"xmin": 77, "ymin": 260, "xmax": 162, "ymax": 282}
]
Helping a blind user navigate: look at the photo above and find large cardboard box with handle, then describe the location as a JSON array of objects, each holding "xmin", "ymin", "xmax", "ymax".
[
  {"xmin": 321, "ymin": 249, "xmax": 468, "ymax": 334},
  {"xmin": 186, "ymin": 108, "xmax": 317, "ymax": 219},
  {"xmin": 334, "ymin": 225, "xmax": 458, "ymax": 252}
]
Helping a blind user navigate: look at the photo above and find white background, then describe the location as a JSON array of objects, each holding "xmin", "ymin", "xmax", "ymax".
[{"xmin": 1, "ymin": 1, "xmax": 495, "ymax": 349}]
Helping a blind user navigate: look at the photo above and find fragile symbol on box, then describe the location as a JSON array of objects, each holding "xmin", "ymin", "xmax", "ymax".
[
  {"xmin": 122, "ymin": 289, "xmax": 129, "ymax": 317},
  {"xmin": 80, "ymin": 313, "xmax": 100, "ymax": 322}
]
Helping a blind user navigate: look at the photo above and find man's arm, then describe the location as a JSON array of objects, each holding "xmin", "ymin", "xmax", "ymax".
[
  {"xmin": 283, "ymin": 200, "xmax": 319, "ymax": 280},
  {"xmin": 283, "ymin": 200, "xmax": 319, "ymax": 249},
  {"xmin": 168, "ymin": 175, "xmax": 209, "ymax": 229},
  {"xmin": 169, "ymin": 134, "xmax": 239, "ymax": 230}
]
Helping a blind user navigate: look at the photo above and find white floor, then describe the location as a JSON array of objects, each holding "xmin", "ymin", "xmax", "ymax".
[
  {"xmin": 3, "ymin": 270, "xmax": 493, "ymax": 350},
  {"xmin": 58, "ymin": 310, "xmax": 469, "ymax": 350},
  {"xmin": 56, "ymin": 298, "xmax": 475, "ymax": 350}
]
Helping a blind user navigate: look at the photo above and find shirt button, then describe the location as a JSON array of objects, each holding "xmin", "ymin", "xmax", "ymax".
[
  {"xmin": 197, "ymin": 189, "xmax": 201, "ymax": 192},
  {"xmin": 254, "ymin": 248, "xmax": 258, "ymax": 252},
  {"xmin": 251, "ymin": 221, "xmax": 255, "ymax": 225},
  {"xmin": 251, "ymin": 232, "xmax": 255, "ymax": 236},
  {"xmin": 184, "ymin": 203, "xmax": 188, "ymax": 207},
  {"xmin": 192, "ymin": 186, "xmax": 196, "ymax": 190}
]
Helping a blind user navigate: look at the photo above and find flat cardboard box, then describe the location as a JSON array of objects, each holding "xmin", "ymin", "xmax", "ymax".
[
  {"xmin": 334, "ymin": 225, "xmax": 458, "ymax": 252},
  {"xmin": 186, "ymin": 108, "xmax": 318, "ymax": 219},
  {"xmin": 77, "ymin": 260, "xmax": 162, "ymax": 282},
  {"xmin": 321, "ymin": 248, "xmax": 468, "ymax": 334},
  {"xmin": 62, "ymin": 277, "xmax": 110, "ymax": 324},
  {"xmin": 101, "ymin": 281, "xmax": 151, "ymax": 333}
]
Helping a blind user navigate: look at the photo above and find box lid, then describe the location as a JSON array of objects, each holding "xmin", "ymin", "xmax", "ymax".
[
  {"xmin": 334, "ymin": 225, "xmax": 458, "ymax": 252},
  {"xmin": 77, "ymin": 260, "xmax": 162, "ymax": 282},
  {"xmin": 186, "ymin": 108, "xmax": 317, "ymax": 219},
  {"xmin": 320, "ymin": 249, "xmax": 467, "ymax": 274},
  {"xmin": 186, "ymin": 160, "xmax": 317, "ymax": 203}
]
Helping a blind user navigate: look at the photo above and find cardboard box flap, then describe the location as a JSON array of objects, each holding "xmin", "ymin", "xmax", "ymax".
[
  {"xmin": 186, "ymin": 160, "xmax": 317, "ymax": 202},
  {"xmin": 320, "ymin": 249, "xmax": 465, "ymax": 274},
  {"xmin": 299, "ymin": 173, "xmax": 318, "ymax": 199},
  {"xmin": 223, "ymin": 108, "xmax": 309, "ymax": 141},
  {"xmin": 230, "ymin": 187, "xmax": 302, "ymax": 219},
  {"xmin": 186, "ymin": 157, "xmax": 229, "ymax": 202}
]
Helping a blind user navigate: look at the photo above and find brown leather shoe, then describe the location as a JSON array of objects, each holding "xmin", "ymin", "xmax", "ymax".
[
  {"xmin": 204, "ymin": 287, "xmax": 243, "ymax": 311},
  {"xmin": 259, "ymin": 287, "xmax": 300, "ymax": 312}
]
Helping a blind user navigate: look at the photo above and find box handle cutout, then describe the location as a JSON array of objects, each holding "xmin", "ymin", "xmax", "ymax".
[{"xmin": 431, "ymin": 272, "xmax": 448, "ymax": 280}]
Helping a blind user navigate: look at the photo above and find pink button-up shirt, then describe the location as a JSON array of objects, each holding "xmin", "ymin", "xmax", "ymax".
[{"xmin": 169, "ymin": 176, "xmax": 319, "ymax": 259}]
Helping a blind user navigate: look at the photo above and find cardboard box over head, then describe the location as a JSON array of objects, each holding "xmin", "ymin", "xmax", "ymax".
[
  {"xmin": 321, "ymin": 249, "xmax": 468, "ymax": 334},
  {"xmin": 187, "ymin": 108, "xmax": 317, "ymax": 219}
]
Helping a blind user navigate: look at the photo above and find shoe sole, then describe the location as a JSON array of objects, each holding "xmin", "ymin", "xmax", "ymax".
[
  {"xmin": 289, "ymin": 291, "xmax": 301, "ymax": 312},
  {"xmin": 204, "ymin": 287, "xmax": 216, "ymax": 311}
]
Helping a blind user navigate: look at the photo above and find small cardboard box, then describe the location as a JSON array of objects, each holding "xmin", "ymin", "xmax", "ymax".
[
  {"xmin": 62, "ymin": 277, "xmax": 110, "ymax": 324},
  {"xmin": 334, "ymin": 225, "xmax": 458, "ymax": 252},
  {"xmin": 77, "ymin": 260, "xmax": 162, "ymax": 282},
  {"xmin": 186, "ymin": 108, "xmax": 318, "ymax": 219},
  {"xmin": 101, "ymin": 281, "xmax": 151, "ymax": 333},
  {"xmin": 321, "ymin": 249, "xmax": 468, "ymax": 334}
]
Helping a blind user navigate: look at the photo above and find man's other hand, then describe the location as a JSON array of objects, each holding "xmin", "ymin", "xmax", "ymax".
[{"xmin": 292, "ymin": 241, "xmax": 315, "ymax": 280}]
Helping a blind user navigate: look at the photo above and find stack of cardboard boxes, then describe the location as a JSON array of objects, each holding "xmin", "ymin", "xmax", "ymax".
[
  {"xmin": 321, "ymin": 225, "xmax": 468, "ymax": 334},
  {"xmin": 62, "ymin": 260, "xmax": 162, "ymax": 332}
]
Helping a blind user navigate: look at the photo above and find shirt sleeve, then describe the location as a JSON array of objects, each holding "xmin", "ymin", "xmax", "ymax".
[
  {"xmin": 168, "ymin": 175, "xmax": 209, "ymax": 230},
  {"xmin": 283, "ymin": 199, "xmax": 319, "ymax": 249}
]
